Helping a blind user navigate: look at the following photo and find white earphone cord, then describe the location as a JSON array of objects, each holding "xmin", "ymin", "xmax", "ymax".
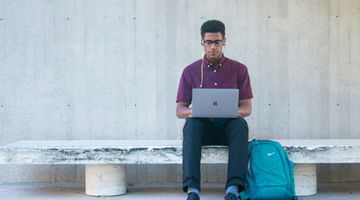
[{"xmin": 200, "ymin": 56, "xmax": 204, "ymax": 88}]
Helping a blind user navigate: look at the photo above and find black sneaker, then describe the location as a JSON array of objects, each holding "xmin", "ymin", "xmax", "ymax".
[
  {"xmin": 224, "ymin": 192, "xmax": 241, "ymax": 200},
  {"xmin": 186, "ymin": 192, "xmax": 200, "ymax": 200}
]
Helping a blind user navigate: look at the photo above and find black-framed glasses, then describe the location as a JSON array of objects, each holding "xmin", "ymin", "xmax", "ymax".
[{"xmin": 202, "ymin": 40, "xmax": 224, "ymax": 46}]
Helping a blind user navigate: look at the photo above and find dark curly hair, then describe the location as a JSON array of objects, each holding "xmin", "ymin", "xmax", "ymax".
[{"xmin": 200, "ymin": 20, "xmax": 225, "ymax": 39}]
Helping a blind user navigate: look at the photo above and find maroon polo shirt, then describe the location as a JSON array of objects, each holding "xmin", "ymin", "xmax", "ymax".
[{"xmin": 176, "ymin": 55, "xmax": 253, "ymax": 104}]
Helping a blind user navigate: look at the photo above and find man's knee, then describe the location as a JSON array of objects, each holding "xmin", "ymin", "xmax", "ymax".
[
  {"xmin": 228, "ymin": 118, "xmax": 248, "ymax": 129},
  {"xmin": 227, "ymin": 118, "xmax": 249, "ymax": 139},
  {"xmin": 184, "ymin": 118, "xmax": 206, "ymax": 132},
  {"xmin": 185, "ymin": 118, "xmax": 205, "ymax": 126},
  {"xmin": 183, "ymin": 118, "xmax": 206, "ymax": 139}
]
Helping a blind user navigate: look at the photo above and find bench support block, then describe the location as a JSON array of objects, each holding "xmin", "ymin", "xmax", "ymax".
[
  {"xmin": 85, "ymin": 164, "xmax": 127, "ymax": 196},
  {"xmin": 294, "ymin": 164, "xmax": 317, "ymax": 196}
]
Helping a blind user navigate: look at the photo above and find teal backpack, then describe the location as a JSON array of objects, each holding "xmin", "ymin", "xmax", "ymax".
[{"xmin": 240, "ymin": 140, "xmax": 298, "ymax": 200}]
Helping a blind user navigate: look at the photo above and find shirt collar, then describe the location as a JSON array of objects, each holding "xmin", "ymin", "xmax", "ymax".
[{"xmin": 203, "ymin": 54, "xmax": 226, "ymax": 69}]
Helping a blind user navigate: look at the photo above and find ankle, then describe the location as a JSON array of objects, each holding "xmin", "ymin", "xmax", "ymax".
[
  {"xmin": 187, "ymin": 187, "xmax": 200, "ymax": 196},
  {"xmin": 226, "ymin": 185, "xmax": 239, "ymax": 197}
]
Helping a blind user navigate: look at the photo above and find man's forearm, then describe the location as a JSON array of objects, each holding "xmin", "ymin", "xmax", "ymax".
[
  {"xmin": 176, "ymin": 103, "xmax": 192, "ymax": 119},
  {"xmin": 238, "ymin": 99, "xmax": 252, "ymax": 118}
]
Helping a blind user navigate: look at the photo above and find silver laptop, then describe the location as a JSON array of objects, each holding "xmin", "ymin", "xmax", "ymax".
[{"xmin": 191, "ymin": 88, "xmax": 239, "ymax": 118}]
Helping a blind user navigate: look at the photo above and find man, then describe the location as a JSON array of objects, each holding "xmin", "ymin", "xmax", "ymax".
[{"xmin": 176, "ymin": 20, "xmax": 253, "ymax": 200}]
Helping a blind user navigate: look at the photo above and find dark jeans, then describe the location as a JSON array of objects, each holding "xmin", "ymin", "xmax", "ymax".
[{"xmin": 182, "ymin": 117, "xmax": 249, "ymax": 192}]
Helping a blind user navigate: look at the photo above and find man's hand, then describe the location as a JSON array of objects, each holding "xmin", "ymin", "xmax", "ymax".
[
  {"xmin": 238, "ymin": 99, "xmax": 252, "ymax": 118},
  {"xmin": 176, "ymin": 102, "xmax": 192, "ymax": 119}
]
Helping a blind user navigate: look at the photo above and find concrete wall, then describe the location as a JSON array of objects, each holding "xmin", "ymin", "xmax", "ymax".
[{"xmin": 0, "ymin": 0, "xmax": 359, "ymax": 184}]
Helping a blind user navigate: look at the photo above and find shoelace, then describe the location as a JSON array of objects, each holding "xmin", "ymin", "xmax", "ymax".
[
  {"xmin": 187, "ymin": 192, "xmax": 199, "ymax": 200},
  {"xmin": 224, "ymin": 193, "xmax": 238, "ymax": 200}
]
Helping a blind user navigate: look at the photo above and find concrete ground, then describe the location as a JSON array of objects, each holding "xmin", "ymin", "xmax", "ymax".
[{"xmin": 0, "ymin": 182, "xmax": 359, "ymax": 200}]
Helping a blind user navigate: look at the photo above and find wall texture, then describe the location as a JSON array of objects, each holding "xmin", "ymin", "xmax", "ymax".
[{"xmin": 0, "ymin": 0, "xmax": 359, "ymax": 184}]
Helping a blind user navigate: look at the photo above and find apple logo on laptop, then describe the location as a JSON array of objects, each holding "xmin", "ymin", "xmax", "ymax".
[{"xmin": 212, "ymin": 101, "xmax": 218, "ymax": 106}]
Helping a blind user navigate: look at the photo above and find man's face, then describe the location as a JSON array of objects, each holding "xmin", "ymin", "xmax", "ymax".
[{"xmin": 202, "ymin": 32, "xmax": 226, "ymax": 61}]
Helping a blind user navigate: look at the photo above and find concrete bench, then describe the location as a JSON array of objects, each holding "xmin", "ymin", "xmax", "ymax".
[{"xmin": 0, "ymin": 139, "xmax": 359, "ymax": 197}]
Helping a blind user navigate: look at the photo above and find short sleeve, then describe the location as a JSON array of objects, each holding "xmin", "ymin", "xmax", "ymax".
[
  {"xmin": 176, "ymin": 69, "xmax": 192, "ymax": 103},
  {"xmin": 237, "ymin": 66, "xmax": 253, "ymax": 100}
]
